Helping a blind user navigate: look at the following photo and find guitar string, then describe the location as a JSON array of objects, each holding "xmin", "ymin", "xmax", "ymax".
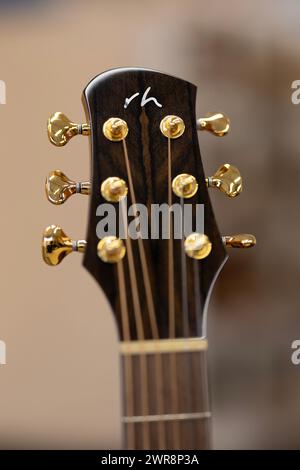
[
  {"xmin": 133, "ymin": 109, "xmax": 166, "ymax": 447},
  {"xmin": 180, "ymin": 197, "xmax": 195, "ymax": 446},
  {"xmin": 168, "ymin": 136, "xmax": 175, "ymax": 339},
  {"xmin": 154, "ymin": 351, "xmax": 166, "ymax": 448},
  {"xmin": 167, "ymin": 136, "xmax": 180, "ymax": 449},
  {"xmin": 122, "ymin": 139, "xmax": 159, "ymax": 340},
  {"xmin": 180, "ymin": 198, "xmax": 189, "ymax": 337},
  {"xmin": 193, "ymin": 258, "xmax": 210, "ymax": 446},
  {"xmin": 119, "ymin": 198, "xmax": 150, "ymax": 449},
  {"xmin": 122, "ymin": 138, "xmax": 163, "ymax": 449},
  {"xmin": 193, "ymin": 230, "xmax": 211, "ymax": 446},
  {"xmin": 193, "ymin": 260, "xmax": 201, "ymax": 337},
  {"xmin": 116, "ymin": 260, "xmax": 135, "ymax": 449},
  {"xmin": 120, "ymin": 199, "xmax": 144, "ymax": 340},
  {"xmin": 121, "ymin": 138, "xmax": 166, "ymax": 449},
  {"xmin": 192, "ymin": 260, "xmax": 208, "ymax": 444}
]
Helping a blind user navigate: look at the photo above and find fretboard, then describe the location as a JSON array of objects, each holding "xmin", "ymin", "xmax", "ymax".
[{"xmin": 120, "ymin": 338, "xmax": 211, "ymax": 450}]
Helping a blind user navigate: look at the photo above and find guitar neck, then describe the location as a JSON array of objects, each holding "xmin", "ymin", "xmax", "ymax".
[{"xmin": 120, "ymin": 338, "xmax": 211, "ymax": 450}]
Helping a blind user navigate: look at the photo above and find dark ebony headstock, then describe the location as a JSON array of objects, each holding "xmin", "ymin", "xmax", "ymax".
[
  {"xmin": 43, "ymin": 67, "xmax": 256, "ymax": 342},
  {"xmin": 83, "ymin": 67, "xmax": 226, "ymax": 340}
]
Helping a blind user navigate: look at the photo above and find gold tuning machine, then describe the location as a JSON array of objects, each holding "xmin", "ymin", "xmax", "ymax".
[
  {"xmin": 45, "ymin": 170, "xmax": 90, "ymax": 205},
  {"xmin": 222, "ymin": 234, "xmax": 256, "ymax": 249},
  {"xmin": 197, "ymin": 113, "xmax": 230, "ymax": 136},
  {"xmin": 47, "ymin": 112, "xmax": 90, "ymax": 147},
  {"xmin": 42, "ymin": 225, "xmax": 86, "ymax": 266},
  {"xmin": 206, "ymin": 163, "xmax": 242, "ymax": 198}
]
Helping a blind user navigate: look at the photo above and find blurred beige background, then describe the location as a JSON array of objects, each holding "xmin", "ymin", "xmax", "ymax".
[{"xmin": 0, "ymin": 0, "xmax": 300, "ymax": 449}]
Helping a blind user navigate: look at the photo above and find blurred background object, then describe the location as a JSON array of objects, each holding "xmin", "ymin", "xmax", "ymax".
[{"xmin": 0, "ymin": 0, "xmax": 299, "ymax": 449}]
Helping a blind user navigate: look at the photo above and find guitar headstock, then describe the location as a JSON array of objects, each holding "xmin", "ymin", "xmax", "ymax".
[{"xmin": 43, "ymin": 67, "xmax": 255, "ymax": 341}]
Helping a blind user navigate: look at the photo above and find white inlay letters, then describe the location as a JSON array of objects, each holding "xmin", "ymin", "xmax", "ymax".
[{"xmin": 124, "ymin": 87, "xmax": 162, "ymax": 109}]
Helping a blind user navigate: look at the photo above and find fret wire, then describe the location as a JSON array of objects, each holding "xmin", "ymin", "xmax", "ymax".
[{"xmin": 122, "ymin": 411, "xmax": 212, "ymax": 424}]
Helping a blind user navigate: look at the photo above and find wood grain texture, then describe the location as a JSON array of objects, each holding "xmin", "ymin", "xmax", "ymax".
[{"xmin": 82, "ymin": 67, "xmax": 227, "ymax": 341}]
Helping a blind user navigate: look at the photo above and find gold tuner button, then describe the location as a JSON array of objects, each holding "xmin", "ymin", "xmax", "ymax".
[
  {"xmin": 206, "ymin": 163, "xmax": 242, "ymax": 198},
  {"xmin": 160, "ymin": 115, "xmax": 185, "ymax": 139},
  {"xmin": 172, "ymin": 174, "xmax": 198, "ymax": 198},
  {"xmin": 101, "ymin": 177, "xmax": 128, "ymax": 202},
  {"xmin": 197, "ymin": 113, "xmax": 230, "ymax": 136},
  {"xmin": 184, "ymin": 233, "xmax": 212, "ymax": 260},
  {"xmin": 42, "ymin": 225, "xmax": 86, "ymax": 266},
  {"xmin": 46, "ymin": 170, "xmax": 90, "ymax": 205},
  {"xmin": 222, "ymin": 234, "xmax": 256, "ymax": 249},
  {"xmin": 103, "ymin": 117, "xmax": 128, "ymax": 141},
  {"xmin": 47, "ymin": 112, "xmax": 90, "ymax": 147},
  {"xmin": 97, "ymin": 236, "xmax": 126, "ymax": 263}
]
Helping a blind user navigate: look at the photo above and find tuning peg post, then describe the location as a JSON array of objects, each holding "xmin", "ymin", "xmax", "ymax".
[
  {"xmin": 206, "ymin": 163, "xmax": 242, "ymax": 198},
  {"xmin": 222, "ymin": 234, "xmax": 256, "ymax": 249},
  {"xmin": 197, "ymin": 113, "xmax": 230, "ymax": 136},
  {"xmin": 97, "ymin": 236, "xmax": 126, "ymax": 263},
  {"xmin": 45, "ymin": 170, "xmax": 90, "ymax": 205},
  {"xmin": 47, "ymin": 112, "xmax": 90, "ymax": 147},
  {"xmin": 42, "ymin": 225, "xmax": 86, "ymax": 266},
  {"xmin": 184, "ymin": 233, "xmax": 212, "ymax": 260},
  {"xmin": 172, "ymin": 174, "xmax": 198, "ymax": 198}
]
